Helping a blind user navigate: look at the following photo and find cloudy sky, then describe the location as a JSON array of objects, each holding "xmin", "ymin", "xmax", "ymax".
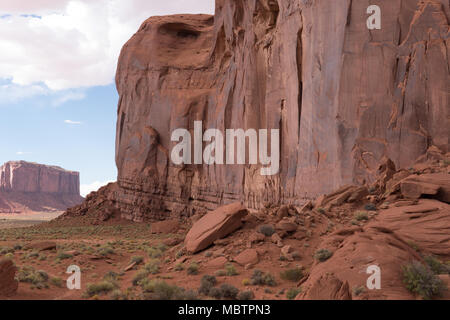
[{"xmin": 0, "ymin": 0, "xmax": 214, "ymax": 196}]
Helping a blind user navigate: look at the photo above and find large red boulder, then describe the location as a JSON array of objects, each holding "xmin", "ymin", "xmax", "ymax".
[
  {"xmin": 185, "ymin": 202, "xmax": 247, "ymax": 253},
  {"xmin": 234, "ymin": 249, "xmax": 259, "ymax": 266}
]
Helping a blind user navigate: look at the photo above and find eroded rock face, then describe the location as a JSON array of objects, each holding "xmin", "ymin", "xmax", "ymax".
[
  {"xmin": 108, "ymin": 0, "xmax": 449, "ymax": 221},
  {"xmin": 0, "ymin": 161, "xmax": 80, "ymax": 194},
  {"xmin": 400, "ymin": 173, "xmax": 450, "ymax": 203},
  {"xmin": 0, "ymin": 161, "xmax": 83, "ymax": 213}
]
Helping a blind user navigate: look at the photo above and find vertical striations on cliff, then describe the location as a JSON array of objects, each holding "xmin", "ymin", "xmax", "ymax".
[
  {"xmin": 111, "ymin": 0, "xmax": 449, "ymax": 221},
  {"xmin": 0, "ymin": 161, "xmax": 83, "ymax": 213}
]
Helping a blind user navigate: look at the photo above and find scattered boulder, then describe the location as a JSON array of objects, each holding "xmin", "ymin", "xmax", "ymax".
[
  {"xmin": 281, "ymin": 245, "xmax": 295, "ymax": 261},
  {"xmin": 26, "ymin": 241, "xmax": 57, "ymax": 251},
  {"xmin": 298, "ymin": 201, "xmax": 313, "ymax": 214},
  {"xmin": 234, "ymin": 249, "xmax": 259, "ymax": 266},
  {"xmin": 185, "ymin": 202, "xmax": 248, "ymax": 253},
  {"xmin": 271, "ymin": 233, "xmax": 282, "ymax": 244},
  {"xmin": 376, "ymin": 157, "xmax": 397, "ymax": 190},
  {"xmin": 151, "ymin": 219, "xmax": 180, "ymax": 234},
  {"xmin": 206, "ymin": 256, "xmax": 228, "ymax": 268},
  {"xmin": 314, "ymin": 185, "xmax": 369, "ymax": 211},
  {"xmin": 275, "ymin": 205, "xmax": 289, "ymax": 219},
  {"xmin": 281, "ymin": 245, "xmax": 292, "ymax": 255},
  {"xmin": 212, "ymin": 248, "xmax": 225, "ymax": 257},
  {"xmin": 214, "ymin": 238, "xmax": 232, "ymax": 246},
  {"xmin": 65, "ymin": 250, "xmax": 80, "ymax": 256},
  {"xmin": 347, "ymin": 187, "xmax": 369, "ymax": 203},
  {"xmin": 175, "ymin": 256, "xmax": 188, "ymax": 265},
  {"xmin": 275, "ymin": 218, "xmax": 298, "ymax": 233},
  {"xmin": 292, "ymin": 230, "xmax": 308, "ymax": 241},
  {"xmin": 248, "ymin": 232, "xmax": 265, "ymax": 244},
  {"xmin": 124, "ymin": 261, "xmax": 137, "ymax": 272},
  {"xmin": 0, "ymin": 259, "xmax": 18, "ymax": 297},
  {"xmin": 163, "ymin": 237, "xmax": 183, "ymax": 247}
]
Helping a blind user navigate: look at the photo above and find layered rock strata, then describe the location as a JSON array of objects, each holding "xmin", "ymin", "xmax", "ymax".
[
  {"xmin": 0, "ymin": 161, "xmax": 83, "ymax": 213},
  {"xmin": 95, "ymin": 0, "xmax": 449, "ymax": 221}
]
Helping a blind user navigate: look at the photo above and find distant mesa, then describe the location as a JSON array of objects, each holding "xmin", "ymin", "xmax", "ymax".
[{"xmin": 0, "ymin": 161, "xmax": 84, "ymax": 214}]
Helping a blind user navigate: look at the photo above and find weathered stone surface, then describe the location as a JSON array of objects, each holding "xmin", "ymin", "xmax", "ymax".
[
  {"xmin": 403, "ymin": 204, "xmax": 439, "ymax": 214},
  {"xmin": 0, "ymin": 161, "xmax": 80, "ymax": 194},
  {"xmin": 400, "ymin": 173, "xmax": 450, "ymax": 203},
  {"xmin": 0, "ymin": 259, "xmax": 18, "ymax": 297},
  {"xmin": 185, "ymin": 202, "xmax": 247, "ymax": 253},
  {"xmin": 0, "ymin": 161, "xmax": 83, "ymax": 213},
  {"xmin": 60, "ymin": 183, "xmax": 120, "ymax": 224},
  {"xmin": 206, "ymin": 256, "xmax": 228, "ymax": 268},
  {"xmin": 150, "ymin": 219, "xmax": 180, "ymax": 234},
  {"xmin": 275, "ymin": 219, "xmax": 298, "ymax": 233},
  {"xmin": 271, "ymin": 233, "xmax": 282, "ymax": 244},
  {"xmin": 296, "ymin": 273, "xmax": 352, "ymax": 300},
  {"xmin": 314, "ymin": 185, "xmax": 368, "ymax": 210},
  {"xmin": 298, "ymin": 199, "xmax": 450, "ymax": 299},
  {"xmin": 72, "ymin": 0, "xmax": 449, "ymax": 221},
  {"xmin": 234, "ymin": 249, "xmax": 259, "ymax": 266},
  {"xmin": 26, "ymin": 241, "xmax": 57, "ymax": 251},
  {"xmin": 248, "ymin": 232, "xmax": 265, "ymax": 244},
  {"xmin": 163, "ymin": 238, "xmax": 183, "ymax": 247}
]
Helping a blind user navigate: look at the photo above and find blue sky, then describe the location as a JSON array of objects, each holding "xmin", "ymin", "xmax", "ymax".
[
  {"xmin": 0, "ymin": 83, "xmax": 118, "ymax": 195},
  {"xmin": 0, "ymin": 0, "xmax": 214, "ymax": 196}
]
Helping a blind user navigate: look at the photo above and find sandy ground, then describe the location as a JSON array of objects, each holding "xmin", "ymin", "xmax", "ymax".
[
  {"xmin": 0, "ymin": 213, "xmax": 310, "ymax": 300},
  {"xmin": 0, "ymin": 212, "xmax": 63, "ymax": 229}
]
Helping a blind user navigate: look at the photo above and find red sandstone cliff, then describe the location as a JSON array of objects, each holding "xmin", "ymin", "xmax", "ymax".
[
  {"xmin": 69, "ymin": 0, "xmax": 449, "ymax": 222},
  {"xmin": 0, "ymin": 161, "xmax": 83, "ymax": 213}
]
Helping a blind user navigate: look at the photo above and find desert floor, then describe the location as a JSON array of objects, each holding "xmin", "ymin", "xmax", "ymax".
[
  {"xmin": 0, "ymin": 212, "xmax": 63, "ymax": 229},
  {"xmin": 0, "ymin": 213, "xmax": 309, "ymax": 300}
]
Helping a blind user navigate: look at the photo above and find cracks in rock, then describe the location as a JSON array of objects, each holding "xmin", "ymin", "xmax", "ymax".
[
  {"xmin": 297, "ymin": 25, "xmax": 304, "ymax": 142},
  {"xmin": 346, "ymin": 0, "xmax": 353, "ymax": 26}
]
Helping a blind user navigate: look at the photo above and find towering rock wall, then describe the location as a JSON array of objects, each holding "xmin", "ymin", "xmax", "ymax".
[
  {"xmin": 0, "ymin": 161, "xmax": 83, "ymax": 213},
  {"xmin": 0, "ymin": 161, "xmax": 80, "ymax": 195},
  {"xmin": 113, "ymin": 0, "xmax": 449, "ymax": 221}
]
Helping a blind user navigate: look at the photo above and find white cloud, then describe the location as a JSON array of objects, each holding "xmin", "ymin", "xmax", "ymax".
[
  {"xmin": 0, "ymin": 81, "xmax": 87, "ymax": 106},
  {"xmin": 0, "ymin": 82, "xmax": 49, "ymax": 102},
  {"xmin": 0, "ymin": 1, "xmax": 74, "ymax": 14},
  {"xmin": 64, "ymin": 119, "xmax": 82, "ymax": 125},
  {"xmin": 16, "ymin": 151, "xmax": 32, "ymax": 155},
  {"xmin": 52, "ymin": 91, "xmax": 86, "ymax": 106},
  {"xmin": 80, "ymin": 180, "xmax": 114, "ymax": 197},
  {"xmin": 0, "ymin": 0, "xmax": 215, "ymax": 91}
]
